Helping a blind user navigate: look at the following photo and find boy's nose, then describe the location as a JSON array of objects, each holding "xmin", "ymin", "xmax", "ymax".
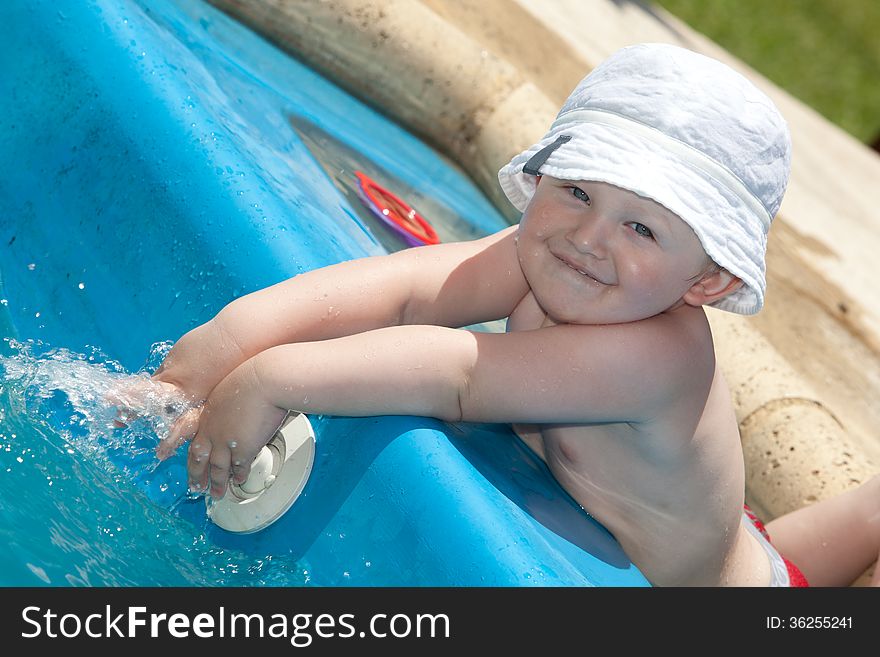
[{"xmin": 569, "ymin": 218, "xmax": 609, "ymax": 258}]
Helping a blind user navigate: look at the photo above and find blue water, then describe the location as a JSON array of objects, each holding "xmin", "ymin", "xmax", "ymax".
[
  {"xmin": 0, "ymin": 0, "xmax": 511, "ymax": 587},
  {"xmin": 0, "ymin": 337, "xmax": 314, "ymax": 585}
]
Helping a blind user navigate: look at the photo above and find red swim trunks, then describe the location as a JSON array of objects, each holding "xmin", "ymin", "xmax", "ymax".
[{"xmin": 743, "ymin": 504, "xmax": 809, "ymax": 587}]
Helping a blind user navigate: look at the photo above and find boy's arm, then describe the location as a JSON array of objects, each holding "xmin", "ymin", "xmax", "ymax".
[
  {"xmin": 154, "ymin": 225, "xmax": 525, "ymax": 402},
  {"xmin": 249, "ymin": 319, "xmax": 708, "ymax": 424},
  {"xmin": 189, "ymin": 315, "xmax": 711, "ymax": 497}
]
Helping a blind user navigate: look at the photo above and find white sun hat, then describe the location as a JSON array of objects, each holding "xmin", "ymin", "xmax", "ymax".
[{"xmin": 498, "ymin": 43, "xmax": 791, "ymax": 315}]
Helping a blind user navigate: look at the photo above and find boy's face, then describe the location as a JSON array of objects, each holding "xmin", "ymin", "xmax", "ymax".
[{"xmin": 516, "ymin": 176, "xmax": 716, "ymax": 325}]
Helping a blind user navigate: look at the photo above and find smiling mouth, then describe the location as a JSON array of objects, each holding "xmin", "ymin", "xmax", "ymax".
[{"xmin": 555, "ymin": 255, "xmax": 607, "ymax": 285}]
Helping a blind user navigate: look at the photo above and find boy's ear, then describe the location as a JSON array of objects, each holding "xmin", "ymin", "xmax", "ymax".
[{"xmin": 683, "ymin": 268, "xmax": 743, "ymax": 307}]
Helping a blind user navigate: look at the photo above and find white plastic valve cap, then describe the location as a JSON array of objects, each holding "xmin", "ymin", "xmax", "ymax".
[{"xmin": 207, "ymin": 411, "xmax": 316, "ymax": 533}]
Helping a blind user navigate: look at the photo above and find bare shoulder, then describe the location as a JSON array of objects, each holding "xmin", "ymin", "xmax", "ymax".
[
  {"xmin": 565, "ymin": 306, "xmax": 716, "ymax": 419},
  {"xmin": 629, "ymin": 305, "xmax": 715, "ymax": 372},
  {"xmin": 628, "ymin": 306, "xmax": 716, "ymax": 408}
]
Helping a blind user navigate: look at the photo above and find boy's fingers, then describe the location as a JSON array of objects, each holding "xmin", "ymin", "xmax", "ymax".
[
  {"xmin": 106, "ymin": 382, "xmax": 146, "ymax": 428},
  {"xmin": 157, "ymin": 407, "xmax": 201, "ymax": 460},
  {"xmin": 186, "ymin": 434, "xmax": 234, "ymax": 500},
  {"xmin": 207, "ymin": 449, "xmax": 232, "ymax": 500},
  {"xmin": 230, "ymin": 455, "xmax": 250, "ymax": 485},
  {"xmin": 187, "ymin": 436, "xmax": 213, "ymax": 494},
  {"xmin": 104, "ymin": 384, "xmax": 136, "ymax": 410},
  {"xmin": 113, "ymin": 406, "xmax": 139, "ymax": 429},
  {"xmin": 109, "ymin": 377, "xmax": 184, "ymax": 429}
]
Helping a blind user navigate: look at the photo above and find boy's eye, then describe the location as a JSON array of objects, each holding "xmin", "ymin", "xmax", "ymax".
[
  {"xmin": 630, "ymin": 222, "xmax": 654, "ymax": 239},
  {"xmin": 570, "ymin": 186, "xmax": 591, "ymax": 205}
]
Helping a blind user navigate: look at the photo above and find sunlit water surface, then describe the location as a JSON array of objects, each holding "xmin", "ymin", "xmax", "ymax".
[{"xmin": 0, "ymin": 338, "xmax": 310, "ymax": 586}]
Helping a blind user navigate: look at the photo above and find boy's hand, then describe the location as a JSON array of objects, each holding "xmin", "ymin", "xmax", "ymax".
[
  {"xmin": 185, "ymin": 361, "xmax": 287, "ymax": 500},
  {"xmin": 155, "ymin": 404, "xmax": 203, "ymax": 461},
  {"xmin": 107, "ymin": 376, "xmax": 195, "ymax": 442}
]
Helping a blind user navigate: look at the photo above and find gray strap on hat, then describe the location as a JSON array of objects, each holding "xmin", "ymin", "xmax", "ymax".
[{"xmin": 522, "ymin": 135, "xmax": 571, "ymax": 176}]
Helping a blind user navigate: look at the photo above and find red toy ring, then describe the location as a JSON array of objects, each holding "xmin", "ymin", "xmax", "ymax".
[{"xmin": 354, "ymin": 171, "xmax": 440, "ymax": 247}]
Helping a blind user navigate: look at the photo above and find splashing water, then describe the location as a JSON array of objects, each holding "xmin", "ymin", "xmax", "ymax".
[
  {"xmin": 0, "ymin": 338, "xmax": 309, "ymax": 586},
  {"xmin": 1, "ymin": 338, "xmax": 189, "ymax": 463}
]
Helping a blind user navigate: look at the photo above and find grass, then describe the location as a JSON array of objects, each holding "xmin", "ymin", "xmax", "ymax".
[{"xmin": 654, "ymin": 0, "xmax": 880, "ymax": 145}]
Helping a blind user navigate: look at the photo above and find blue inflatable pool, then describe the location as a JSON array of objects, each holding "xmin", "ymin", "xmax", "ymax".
[{"xmin": 0, "ymin": 0, "xmax": 648, "ymax": 586}]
